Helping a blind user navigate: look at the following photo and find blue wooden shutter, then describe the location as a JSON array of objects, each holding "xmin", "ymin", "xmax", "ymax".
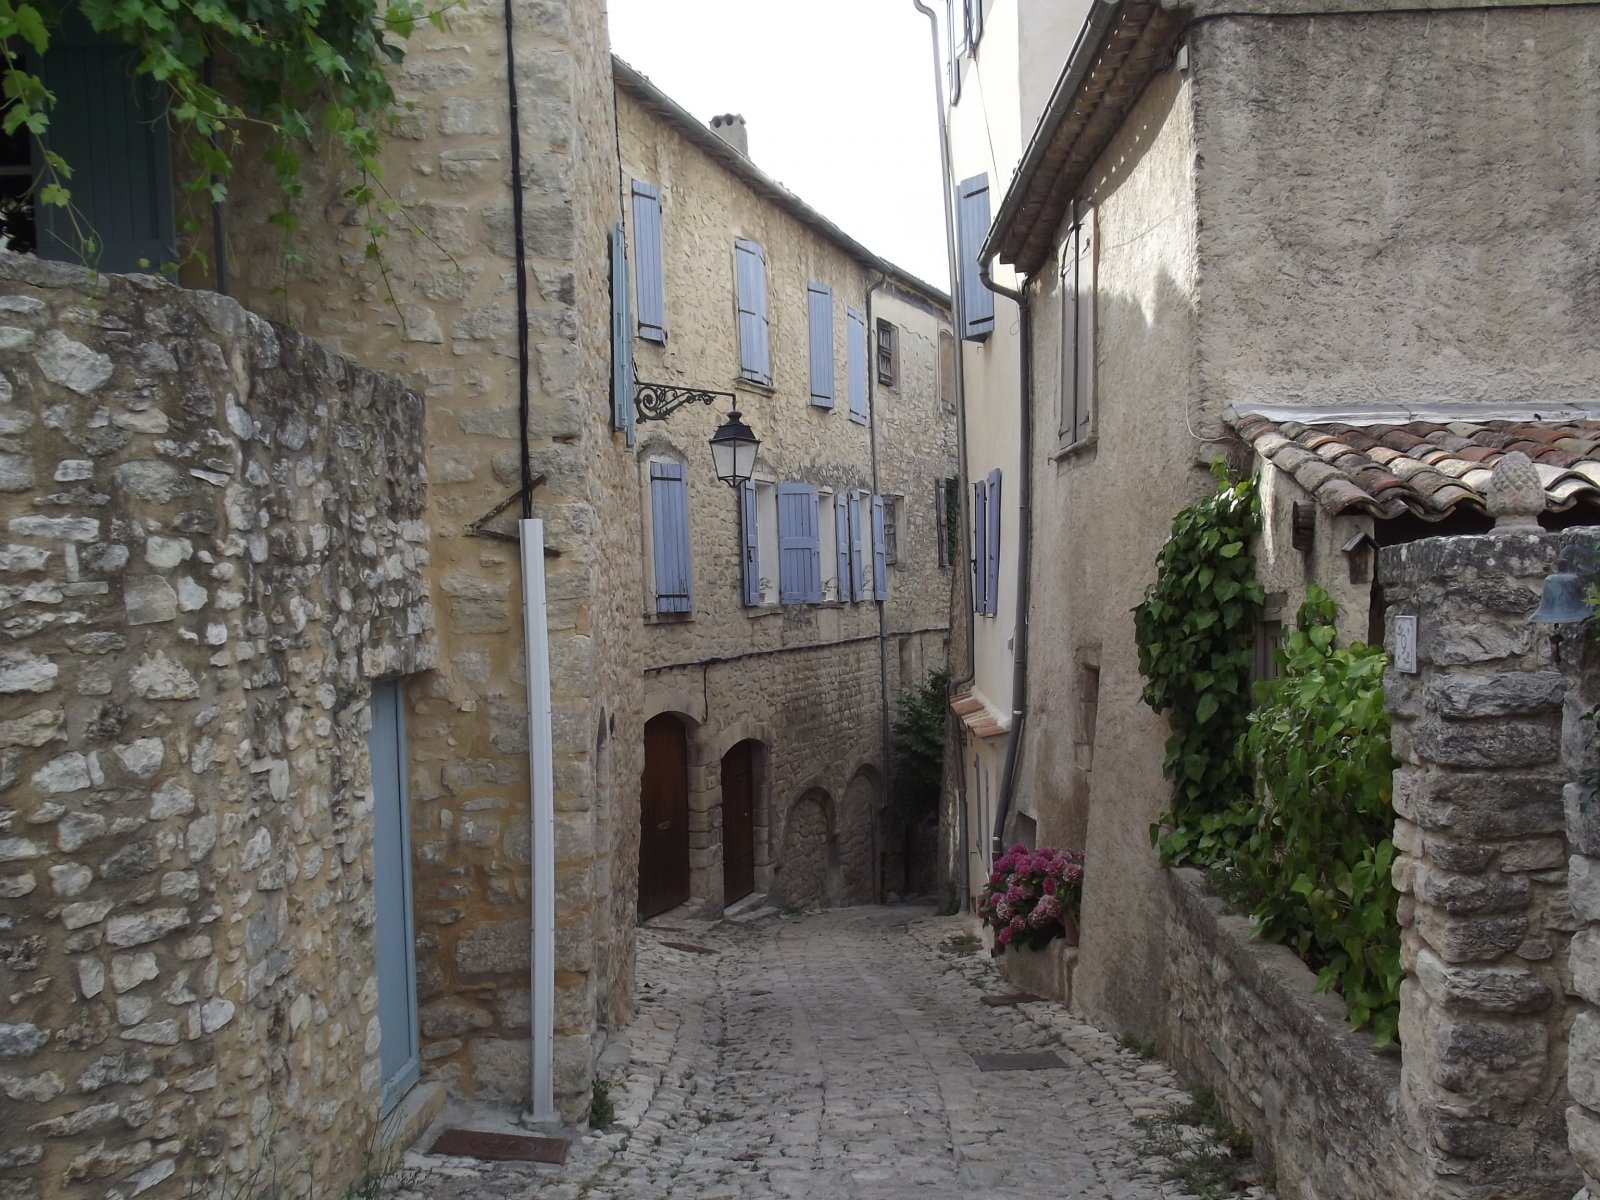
[
  {"xmin": 777, "ymin": 484, "xmax": 821, "ymax": 603},
  {"xmin": 807, "ymin": 283, "xmax": 834, "ymax": 407},
  {"xmin": 631, "ymin": 180, "xmax": 666, "ymax": 344},
  {"xmin": 956, "ymin": 174, "xmax": 994, "ymax": 341},
  {"xmin": 734, "ymin": 239, "xmax": 771, "ymax": 385},
  {"xmin": 834, "ymin": 494, "xmax": 850, "ymax": 602},
  {"xmin": 985, "ymin": 468, "xmax": 1002, "ymax": 616},
  {"xmin": 739, "ymin": 481, "xmax": 760, "ymax": 607},
  {"xmin": 37, "ymin": 29, "xmax": 176, "ymax": 274},
  {"xmin": 848, "ymin": 491, "xmax": 866, "ymax": 601},
  {"xmin": 871, "ymin": 495, "xmax": 888, "ymax": 601},
  {"xmin": 650, "ymin": 462, "xmax": 692, "ymax": 614},
  {"xmin": 847, "ymin": 307, "xmax": 867, "ymax": 424},
  {"xmin": 972, "ymin": 479, "xmax": 988, "ymax": 614},
  {"xmin": 610, "ymin": 222, "xmax": 635, "ymax": 447}
]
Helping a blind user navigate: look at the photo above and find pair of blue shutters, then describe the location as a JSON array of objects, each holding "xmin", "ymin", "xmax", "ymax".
[
  {"xmin": 650, "ymin": 462, "xmax": 692, "ymax": 614},
  {"xmin": 973, "ymin": 468, "xmax": 1001, "ymax": 615},
  {"xmin": 806, "ymin": 287, "xmax": 867, "ymax": 424},
  {"xmin": 956, "ymin": 174, "xmax": 994, "ymax": 341},
  {"xmin": 742, "ymin": 485, "xmax": 887, "ymax": 605}
]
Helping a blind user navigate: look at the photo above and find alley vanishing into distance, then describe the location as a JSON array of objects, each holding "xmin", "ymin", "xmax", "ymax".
[{"xmin": 393, "ymin": 908, "xmax": 1270, "ymax": 1200}]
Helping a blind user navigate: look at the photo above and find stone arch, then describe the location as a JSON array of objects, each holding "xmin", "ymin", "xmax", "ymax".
[
  {"xmin": 774, "ymin": 786, "xmax": 841, "ymax": 909},
  {"xmin": 642, "ymin": 685, "xmax": 704, "ymax": 728},
  {"xmin": 840, "ymin": 765, "xmax": 882, "ymax": 903}
]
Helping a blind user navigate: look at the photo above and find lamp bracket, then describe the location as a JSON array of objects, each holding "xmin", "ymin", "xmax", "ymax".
[{"xmin": 634, "ymin": 379, "xmax": 738, "ymax": 424}]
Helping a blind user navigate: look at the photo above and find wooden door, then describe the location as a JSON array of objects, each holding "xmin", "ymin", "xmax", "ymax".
[
  {"xmin": 721, "ymin": 741, "xmax": 756, "ymax": 904},
  {"xmin": 370, "ymin": 680, "xmax": 419, "ymax": 1114},
  {"xmin": 639, "ymin": 715, "xmax": 690, "ymax": 918}
]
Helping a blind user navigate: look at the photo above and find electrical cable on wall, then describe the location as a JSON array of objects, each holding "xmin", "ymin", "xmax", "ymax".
[{"xmin": 501, "ymin": 0, "xmax": 534, "ymax": 519}]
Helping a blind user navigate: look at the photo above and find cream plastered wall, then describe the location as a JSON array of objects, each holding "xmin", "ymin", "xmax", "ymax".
[
  {"xmin": 618, "ymin": 92, "xmax": 953, "ymax": 911},
  {"xmin": 1016, "ymin": 0, "xmax": 1094, "ymax": 136},
  {"xmin": 218, "ymin": 0, "xmax": 640, "ymax": 1119}
]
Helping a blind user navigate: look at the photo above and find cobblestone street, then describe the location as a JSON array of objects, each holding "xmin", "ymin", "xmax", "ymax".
[{"xmin": 392, "ymin": 907, "xmax": 1273, "ymax": 1199}]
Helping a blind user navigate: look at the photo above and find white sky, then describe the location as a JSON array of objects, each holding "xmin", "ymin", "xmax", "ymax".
[{"xmin": 607, "ymin": 0, "xmax": 952, "ymax": 292}]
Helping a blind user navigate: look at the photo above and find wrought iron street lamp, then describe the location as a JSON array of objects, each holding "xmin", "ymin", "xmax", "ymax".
[{"xmin": 634, "ymin": 379, "xmax": 760, "ymax": 488}]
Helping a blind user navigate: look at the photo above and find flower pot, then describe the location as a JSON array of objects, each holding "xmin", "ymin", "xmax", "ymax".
[
  {"xmin": 999, "ymin": 935, "xmax": 1075, "ymax": 1004},
  {"xmin": 1061, "ymin": 911, "xmax": 1079, "ymax": 946}
]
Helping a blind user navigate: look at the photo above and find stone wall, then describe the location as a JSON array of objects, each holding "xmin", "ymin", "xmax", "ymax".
[
  {"xmin": 0, "ymin": 257, "xmax": 432, "ymax": 1200},
  {"xmin": 1566, "ymin": 607, "xmax": 1600, "ymax": 1197},
  {"xmin": 1383, "ymin": 530, "xmax": 1587, "ymax": 1199},
  {"xmin": 1159, "ymin": 870, "xmax": 1409, "ymax": 1199}
]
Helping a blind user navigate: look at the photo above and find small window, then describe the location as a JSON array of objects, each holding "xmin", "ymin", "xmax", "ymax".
[
  {"xmin": 882, "ymin": 496, "xmax": 899, "ymax": 565},
  {"xmin": 876, "ymin": 319, "xmax": 897, "ymax": 387},
  {"xmin": 938, "ymin": 476, "xmax": 958, "ymax": 569},
  {"xmin": 1251, "ymin": 595, "xmax": 1286, "ymax": 695},
  {"xmin": 819, "ymin": 490, "xmax": 839, "ymax": 601}
]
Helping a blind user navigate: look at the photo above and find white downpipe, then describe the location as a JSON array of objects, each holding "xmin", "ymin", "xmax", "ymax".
[{"xmin": 519, "ymin": 518, "xmax": 557, "ymax": 1124}]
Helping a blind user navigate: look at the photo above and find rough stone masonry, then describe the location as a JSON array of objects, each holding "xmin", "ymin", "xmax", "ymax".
[{"xmin": 0, "ymin": 254, "xmax": 433, "ymax": 1200}]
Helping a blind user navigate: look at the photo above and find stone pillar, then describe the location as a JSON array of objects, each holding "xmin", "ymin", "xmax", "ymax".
[{"xmin": 1382, "ymin": 530, "xmax": 1587, "ymax": 1199}]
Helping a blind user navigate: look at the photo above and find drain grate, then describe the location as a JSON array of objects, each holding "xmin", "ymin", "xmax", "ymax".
[
  {"xmin": 428, "ymin": 1128, "xmax": 570, "ymax": 1164},
  {"xmin": 661, "ymin": 941, "xmax": 718, "ymax": 956},
  {"xmin": 971, "ymin": 1051, "xmax": 1067, "ymax": 1072},
  {"xmin": 980, "ymin": 992, "xmax": 1044, "ymax": 1008}
]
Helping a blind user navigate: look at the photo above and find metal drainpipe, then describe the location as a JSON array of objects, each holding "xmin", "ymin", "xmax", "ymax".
[
  {"xmin": 867, "ymin": 273, "xmax": 891, "ymax": 900},
  {"xmin": 979, "ymin": 258, "xmax": 1031, "ymax": 859},
  {"xmin": 912, "ymin": 0, "xmax": 975, "ymax": 907}
]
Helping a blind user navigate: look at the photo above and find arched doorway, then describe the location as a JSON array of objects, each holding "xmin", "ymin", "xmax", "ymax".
[
  {"xmin": 776, "ymin": 788, "xmax": 840, "ymax": 908},
  {"xmin": 720, "ymin": 740, "xmax": 761, "ymax": 904},
  {"xmin": 639, "ymin": 714, "xmax": 690, "ymax": 918}
]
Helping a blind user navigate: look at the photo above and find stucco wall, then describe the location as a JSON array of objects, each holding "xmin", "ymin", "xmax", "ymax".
[
  {"xmin": 1191, "ymin": 6, "xmax": 1600, "ymax": 427},
  {"xmin": 218, "ymin": 0, "xmax": 638, "ymax": 1117},
  {"xmin": 1016, "ymin": 0, "xmax": 1093, "ymax": 135},
  {"xmin": 1014, "ymin": 65, "xmax": 1215, "ymax": 1039},
  {"xmin": 0, "ymin": 258, "xmax": 432, "ymax": 1200}
]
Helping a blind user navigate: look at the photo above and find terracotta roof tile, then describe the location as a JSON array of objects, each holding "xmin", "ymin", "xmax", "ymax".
[
  {"xmin": 1233, "ymin": 416, "xmax": 1600, "ymax": 523},
  {"xmin": 950, "ymin": 690, "xmax": 1008, "ymax": 740}
]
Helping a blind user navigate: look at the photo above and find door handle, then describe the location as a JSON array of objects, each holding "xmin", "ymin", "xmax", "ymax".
[{"xmin": 657, "ymin": 820, "xmax": 672, "ymax": 831}]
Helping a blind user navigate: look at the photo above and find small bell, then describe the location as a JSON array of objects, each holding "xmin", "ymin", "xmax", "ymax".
[{"xmin": 1531, "ymin": 571, "xmax": 1591, "ymax": 626}]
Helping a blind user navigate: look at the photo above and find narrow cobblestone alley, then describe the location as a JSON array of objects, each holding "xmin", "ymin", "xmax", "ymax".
[{"xmin": 392, "ymin": 908, "xmax": 1273, "ymax": 1200}]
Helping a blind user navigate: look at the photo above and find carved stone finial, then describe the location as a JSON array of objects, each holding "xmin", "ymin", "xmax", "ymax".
[{"xmin": 1485, "ymin": 450, "xmax": 1545, "ymax": 530}]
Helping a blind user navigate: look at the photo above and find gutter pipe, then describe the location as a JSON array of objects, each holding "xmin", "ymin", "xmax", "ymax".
[
  {"xmin": 912, "ymin": 0, "xmax": 974, "ymax": 907},
  {"xmin": 519, "ymin": 519, "xmax": 557, "ymax": 1124},
  {"xmin": 867, "ymin": 273, "xmax": 893, "ymax": 901}
]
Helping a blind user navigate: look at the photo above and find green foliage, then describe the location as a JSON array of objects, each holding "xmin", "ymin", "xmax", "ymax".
[
  {"xmin": 1233, "ymin": 588, "xmax": 1401, "ymax": 1044},
  {"xmin": 1135, "ymin": 1084, "xmax": 1261, "ymax": 1199},
  {"xmin": 2, "ymin": 0, "xmax": 446, "ymax": 267},
  {"xmin": 1133, "ymin": 462, "xmax": 1264, "ymax": 866},
  {"xmin": 588, "ymin": 1077, "xmax": 615, "ymax": 1130},
  {"xmin": 891, "ymin": 668, "xmax": 949, "ymax": 819}
]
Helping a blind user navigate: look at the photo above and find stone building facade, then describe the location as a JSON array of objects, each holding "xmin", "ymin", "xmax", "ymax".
[
  {"xmin": 615, "ymin": 64, "xmax": 955, "ymax": 918},
  {"xmin": 0, "ymin": 259, "xmax": 433, "ymax": 1200}
]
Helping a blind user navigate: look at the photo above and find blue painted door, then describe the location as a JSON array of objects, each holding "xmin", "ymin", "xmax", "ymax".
[{"xmin": 371, "ymin": 680, "xmax": 419, "ymax": 1114}]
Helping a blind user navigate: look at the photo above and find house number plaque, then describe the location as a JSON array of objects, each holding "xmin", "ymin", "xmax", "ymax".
[{"xmin": 1393, "ymin": 614, "xmax": 1418, "ymax": 674}]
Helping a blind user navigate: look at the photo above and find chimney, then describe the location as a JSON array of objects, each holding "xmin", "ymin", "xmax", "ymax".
[{"xmin": 710, "ymin": 113, "xmax": 748, "ymax": 156}]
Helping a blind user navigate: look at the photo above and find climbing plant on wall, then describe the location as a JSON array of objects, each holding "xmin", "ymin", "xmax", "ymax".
[{"xmin": 1133, "ymin": 461, "xmax": 1264, "ymax": 867}]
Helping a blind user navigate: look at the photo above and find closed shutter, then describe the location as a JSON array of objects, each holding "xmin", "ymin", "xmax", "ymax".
[
  {"xmin": 650, "ymin": 462, "xmax": 692, "ymax": 614},
  {"xmin": 955, "ymin": 174, "xmax": 994, "ymax": 341},
  {"xmin": 834, "ymin": 494, "xmax": 851, "ymax": 602},
  {"xmin": 871, "ymin": 495, "xmax": 888, "ymax": 601},
  {"xmin": 740, "ymin": 480, "xmax": 760, "ymax": 607},
  {"xmin": 610, "ymin": 222, "xmax": 634, "ymax": 447},
  {"xmin": 848, "ymin": 491, "xmax": 865, "ymax": 602},
  {"xmin": 972, "ymin": 479, "xmax": 987, "ymax": 614},
  {"xmin": 37, "ymin": 30, "xmax": 175, "ymax": 274},
  {"xmin": 777, "ymin": 484, "xmax": 821, "ymax": 603},
  {"xmin": 734, "ymin": 239, "xmax": 771, "ymax": 385},
  {"xmin": 631, "ymin": 180, "xmax": 666, "ymax": 344},
  {"xmin": 847, "ymin": 307, "xmax": 867, "ymax": 424},
  {"xmin": 807, "ymin": 283, "xmax": 834, "ymax": 407},
  {"xmin": 1073, "ymin": 209, "xmax": 1095, "ymax": 445},
  {"xmin": 985, "ymin": 468, "xmax": 1002, "ymax": 616}
]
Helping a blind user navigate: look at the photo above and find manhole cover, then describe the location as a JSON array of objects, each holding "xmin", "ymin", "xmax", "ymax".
[
  {"xmin": 971, "ymin": 1051, "xmax": 1067, "ymax": 1072},
  {"xmin": 429, "ymin": 1128, "xmax": 569, "ymax": 1164},
  {"xmin": 661, "ymin": 941, "xmax": 718, "ymax": 956},
  {"xmin": 980, "ymin": 993, "xmax": 1044, "ymax": 1007}
]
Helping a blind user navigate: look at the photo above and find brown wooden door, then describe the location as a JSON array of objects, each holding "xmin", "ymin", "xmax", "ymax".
[
  {"xmin": 639, "ymin": 715, "xmax": 690, "ymax": 918},
  {"xmin": 721, "ymin": 741, "xmax": 756, "ymax": 905}
]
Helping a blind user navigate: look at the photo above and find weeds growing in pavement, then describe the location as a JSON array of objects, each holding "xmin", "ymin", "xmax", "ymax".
[
  {"xmin": 1135, "ymin": 1085, "xmax": 1262, "ymax": 1199},
  {"xmin": 588, "ymin": 1077, "xmax": 616, "ymax": 1130},
  {"xmin": 1117, "ymin": 1031, "xmax": 1160, "ymax": 1059}
]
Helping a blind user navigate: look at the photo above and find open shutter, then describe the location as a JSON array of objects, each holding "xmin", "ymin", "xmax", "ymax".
[
  {"xmin": 777, "ymin": 484, "xmax": 821, "ymax": 603},
  {"xmin": 971, "ymin": 0, "xmax": 983, "ymax": 46},
  {"xmin": 1073, "ymin": 209, "xmax": 1095, "ymax": 445},
  {"xmin": 848, "ymin": 492, "xmax": 866, "ymax": 601},
  {"xmin": 734, "ymin": 239, "xmax": 771, "ymax": 385},
  {"xmin": 739, "ymin": 481, "xmax": 760, "ymax": 606},
  {"xmin": 955, "ymin": 174, "xmax": 994, "ymax": 341},
  {"xmin": 871, "ymin": 495, "xmax": 888, "ymax": 601},
  {"xmin": 650, "ymin": 462, "xmax": 692, "ymax": 614},
  {"xmin": 631, "ymin": 180, "xmax": 666, "ymax": 343},
  {"xmin": 847, "ymin": 307, "xmax": 867, "ymax": 424},
  {"xmin": 834, "ymin": 494, "xmax": 851, "ymax": 602},
  {"xmin": 37, "ymin": 28, "xmax": 175, "ymax": 274},
  {"xmin": 972, "ymin": 480, "xmax": 987, "ymax": 614},
  {"xmin": 807, "ymin": 283, "xmax": 834, "ymax": 407},
  {"xmin": 610, "ymin": 222, "xmax": 635, "ymax": 446},
  {"xmin": 985, "ymin": 468, "xmax": 1002, "ymax": 616}
]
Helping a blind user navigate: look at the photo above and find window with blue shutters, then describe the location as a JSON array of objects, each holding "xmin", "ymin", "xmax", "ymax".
[
  {"xmin": 807, "ymin": 283, "xmax": 834, "ymax": 408},
  {"xmin": 649, "ymin": 460, "xmax": 692, "ymax": 614},
  {"xmin": 870, "ymin": 495, "xmax": 889, "ymax": 602},
  {"xmin": 956, "ymin": 174, "xmax": 994, "ymax": 341},
  {"xmin": 610, "ymin": 222, "xmax": 634, "ymax": 446},
  {"xmin": 777, "ymin": 484, "xmax": 822, "ymax": 603},
  {"xmin": 984, "ymin": 468, "xmax": 1002, "ymax": 616},
  {"xmin": 739, "ymin": 480, "xmax": 760, "ymax": 607},
  {"xmin": 848, "ymin": 491, "xmax": 866, "ymax": 601},
  {"xmin": 972, "ymin": 478, "xmax": 988, "ymax": 614},
  {"xmin": 631, "ymin": 180, "xmax": 666, "ymax": 344},
  {"xmin": 833, "ymin": 494, "xmax": 851, "ymax": 603},
  {"xmin": 734, "ymin": 239, "xmax": 771, "ymax": 386},
  {"xmin": 847, "ymin": 307, "xmax": 867, "ymax": 424}
]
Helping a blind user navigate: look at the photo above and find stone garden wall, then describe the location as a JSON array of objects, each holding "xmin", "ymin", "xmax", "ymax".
[{"xmin": 0, "ymin": 256, "xmax": 433, "ymax": 1200}]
